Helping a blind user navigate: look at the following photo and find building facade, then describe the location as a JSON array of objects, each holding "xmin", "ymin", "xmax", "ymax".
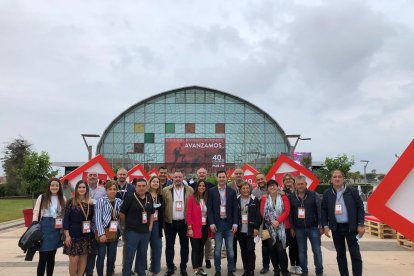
[{"xmin": 96, "ymin": 86, "xmax": 290, "ymax": 173}]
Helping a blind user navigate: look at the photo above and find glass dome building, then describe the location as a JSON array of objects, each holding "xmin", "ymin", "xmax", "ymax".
[{"xmin": 96, "ymin": 86, "xmax": 290, "ymax": 173}]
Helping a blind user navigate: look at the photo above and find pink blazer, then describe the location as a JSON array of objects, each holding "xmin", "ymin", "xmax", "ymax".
[{"xmin": 186, "ymin": 195, "xmax": 205, "ymax": 238}]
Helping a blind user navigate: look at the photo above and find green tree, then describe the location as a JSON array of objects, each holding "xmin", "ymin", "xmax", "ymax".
[
  {"xmin": 315, "ymin": 154, "xmax": 355, "ymax": 183},
  {"xmin": 377, "ymin": 174, "xmax": 386, "ymax": 181},
  {"xmin": 1, "ymin": 137, "xmax": 32, "ymax": 195},
  {"xmin": 349, "ymin": 171, "xmax": 362, "ymax": 183},
  {"xmin": 300, "ymin": 155, "xmax": 312, "ymax": 169},
  {"xmin": 19, "ymin": 151, "xmax": 58, "ymax": 206}
]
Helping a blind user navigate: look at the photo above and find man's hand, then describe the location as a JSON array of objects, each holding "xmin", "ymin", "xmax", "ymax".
[
  {"xmin": 290, "ymin": 228, "xmax": 295, "ymax": 238},
  {"xmin": 210, "ymin": 225, "xmax": 217, "ymax": 233},
  {"xmin": 231, "ymin": 225, "xmax": 238, "ymax": 234},
  {"xmin": 357, "ymin": 226, "xmax": 365, "ymax": 238},
  {"xmin": 324, "ymin": 227, "xmax": 331, "ymax": 238}
]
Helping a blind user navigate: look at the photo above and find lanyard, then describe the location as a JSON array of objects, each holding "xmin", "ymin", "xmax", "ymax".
[
  {"xmin": 151, "ymin": 193, "xmax": 158, "ymax": 204},
  {"xmin": 332, "ymin": 186, "xmax": 347, "ymax": 202},
  {"xmin": 174, "ymin": 186, "xmax": 183, "ymax": 200},
  {"xmin": 199, "ymin": 199, "xmax": 207, "ymax": 213},
  {"xmin": 79, "ymin": 201, "xmax": 90, "ymax": 220},
  {"xmin": 241, "ymin": 197, "xmax": 249, "ymax": 212},
  {"xmin": 219, "ymin": 187, "xmax": 226, "ymax": 205},
  {"xmin": 118, "ymin": 183, "xmax": 128, "ymax": 199},
  {"xmin": 107, "ymin": 199, "xmax": 117, "ymax": 220},
  {"xmin": 134, "ymin": 193, "xmax": 148, "ymax": 211},
  {"xmin": 295, "ymin": 192, "xmax": 307, "ymax": 208}
]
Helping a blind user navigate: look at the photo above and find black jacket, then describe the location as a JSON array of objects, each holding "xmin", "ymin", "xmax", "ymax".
[
  {"xmin": 207, "ymin": 186, "xmax": 238, "ymax": 229},
  {"xmin": 321, "ymin": 185, "xmax": 365, "ymax": 232},
  {"xmin": 236, "ymin": 195, "xmax": 262, "ymax": 237},
  {"xmin": 289, "ymin": 190, "xmax": 321, "ymax": 229}
]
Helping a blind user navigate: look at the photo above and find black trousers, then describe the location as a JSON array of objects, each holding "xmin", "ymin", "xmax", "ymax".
[
  {"xmin": 237, "ymin": 232, "xmax": 256, "ymax": 273},
  {"xmin": 286, "ymin": 229, "xmax": 300, "ymax": 266},
  {"xmin": 37, "ymin": 250, "xmax": 57, "ymax": 276},
  {"xmin": 264, "ymin": 238, "xmax": 288, "ymax": 274},
  {"xmin": 85, "ymin": 252, "xmax": 97, "ymax": 276},
  {"xmin": 332, "ymin": 223, "xmax": 362, "ymax": 276},
  {"xmin": 190, "ymin": 226, "xmax": 208, "ymax": 269},
  {"xmin": 165, "ymin": 220, "xmax": 189, "ymax": 270}
]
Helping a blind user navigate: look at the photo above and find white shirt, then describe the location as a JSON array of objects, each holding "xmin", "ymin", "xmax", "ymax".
[{"xmin": 172, "ymin": 185, "xmax": 185, "ymax": 220}]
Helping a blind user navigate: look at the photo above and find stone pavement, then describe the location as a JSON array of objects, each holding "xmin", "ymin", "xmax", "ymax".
[{"xmin": 0, "ymin": 224, "xmax": 413, "ymax": 276}]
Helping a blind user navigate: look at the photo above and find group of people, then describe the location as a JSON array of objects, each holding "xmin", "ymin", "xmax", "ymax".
[{"xmin": 32, "ymin": 166, "xmax": 365, "ymax": 276}]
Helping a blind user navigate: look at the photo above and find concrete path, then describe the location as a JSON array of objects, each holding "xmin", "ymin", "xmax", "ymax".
[{"xmin": 0, "ymin": 225, "xmax": 413, "ymax": 275}]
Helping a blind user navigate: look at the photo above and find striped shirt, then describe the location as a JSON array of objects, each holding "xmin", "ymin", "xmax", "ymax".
[{"xmin": 94, "ymin": 196, "xmax": 122, "ymax": 236}]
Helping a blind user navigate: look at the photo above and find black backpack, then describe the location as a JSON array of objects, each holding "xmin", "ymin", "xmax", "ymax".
[{"xmin": 18, "ymin": 195, "xmax": 44, "ymax": 252}]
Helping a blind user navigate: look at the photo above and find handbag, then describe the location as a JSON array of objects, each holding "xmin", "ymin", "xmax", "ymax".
[
  {"xmin": 95, "ymin": 228, "xmax": 118, "ymax": 243},
  {"xmin": 261, "ymin": 229, "xmax": 270, "ymax": 241}
]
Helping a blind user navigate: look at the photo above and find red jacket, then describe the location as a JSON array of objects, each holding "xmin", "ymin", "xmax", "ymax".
[
  {"xmin": 186, "ymin": 195, "xmax": 207, "ymax": 238},
  {"xmin": 260, "ymin": 194, "xmax": 291, "ymax": 229}
]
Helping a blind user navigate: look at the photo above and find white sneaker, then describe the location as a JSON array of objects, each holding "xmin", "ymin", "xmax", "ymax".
[
  {"xmin": 296, "ymin": 266, "xmax": 302, "ymax": 275},
  {"xmin": 290, "ymin": 266, "xmax": 297, "ymax": 274}
]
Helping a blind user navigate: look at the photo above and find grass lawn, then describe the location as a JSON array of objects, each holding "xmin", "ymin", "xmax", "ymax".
[{"xmin": 0, "ymin": 198, "xmax": 34, "ymax": 223}]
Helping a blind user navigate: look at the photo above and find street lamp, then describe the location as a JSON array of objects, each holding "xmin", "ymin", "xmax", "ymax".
[
  {"xmin": 285, "ymin": 134, "xmax": 312, "ymax": 158},
  {"xmin": 361, "ymin": 160, "xmax": 369, "ymax": 183},
  {"xmin": 81, "ymin": 134, "xmax": 100, "ymax": 160}
]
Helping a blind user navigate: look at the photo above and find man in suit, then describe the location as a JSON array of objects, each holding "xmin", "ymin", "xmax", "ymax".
[
  {"xmin": 207, "ymin": 170, "xmax": 238, "ymax": 276},
  {"xmin": 163, "ymin": 171, "xmax": 194, "ymax": 276},
  {"xmin": 321, "ymin": 170, "xmax": 365, "ymax": 276}
]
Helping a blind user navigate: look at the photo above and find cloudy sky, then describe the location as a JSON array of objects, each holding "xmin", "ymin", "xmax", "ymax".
[{"xmin": 1, "ymin": 0, "xmax": 413, "ymax": 175}]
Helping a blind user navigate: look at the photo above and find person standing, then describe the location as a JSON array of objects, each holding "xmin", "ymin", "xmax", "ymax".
[
  {"xmin": 230, "ymin": 168, "xmax": 244, "ymax": 268},
  {"xmin": 63, "ymin": 180, "xmax": 96, "ymax": 276},
  {"xmin": 290, "ymin": 176, "xmax": 323, "ymax": 276},
  {"xmin": 196, "ymin": 167, "xmax": 214, "ymax": 269},
  {"xmin": 251, "ymin": 173, "xmax": 270, "ymax": 274},
  {"xmin": 33, "ymin": 178, "xmax": 66, "ymax": 276},
  {"xmin": 94, "ymin": 181, "xmax": 122, "ymax": 276},
  {"xmin": 260, "ymin": 180, "xmax": 290, "ymax": 276},
  {"xmin": 62, "ymin": 179, "xmax": 74, "ymax": 200},
  {"xmin": 207, "ymin": 170, "xmax": 238, "ymax": 276},
  {"xmin": 159, "ymin": 166, "xmax": 169, "ymax": 189},
  {"xmin": 186, "ymin": 180, "xmax": 210, "ymax": 276},
  {"xmin": 236, "ymin": 182, "xmax": 261, "ymax": 276},
  {"xmin": 120, "ymin": 178, "xmax": 155, "ymax": 276},
  {"xmin": 85, "ymin": 171, "xmax": 106, "ymax": 276},
  {"xmin": 321, "ymin": 170, "xmax": 365, "ymax": 276},
  {"xmin": 282, "ymin": 173, "xmax": 301, "ymax": 275},
  {"xmin": 163, "ymin": 171, "xmax": 194, "ymax": 276},
  {"xmin": 147, "ymin": 176, "xmax": 164, "ymax": 276}
]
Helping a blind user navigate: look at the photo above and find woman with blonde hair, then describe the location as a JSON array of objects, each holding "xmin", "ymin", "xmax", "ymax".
[{"xmin": 63, "ymin": 180, "xmax": 96, "ymax": 276}]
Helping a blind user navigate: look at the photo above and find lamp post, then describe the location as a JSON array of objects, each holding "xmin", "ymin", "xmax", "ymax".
[
  {"xmin": 285, "ymin": 134, "xmax": 312, "ymax": 158},
  {"xmin": 361, "ymin": 160, "xmax": 369, "ymax": 183},
  {"xmin": 81, "ymin": 134, "xmax": 100, "ymax": 160}
]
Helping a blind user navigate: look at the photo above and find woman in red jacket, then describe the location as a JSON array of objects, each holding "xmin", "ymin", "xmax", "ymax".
[
  {"xmin": 260, "ymin": 179, "xmax": 290, "ymax": 276},
  {"xmin": 186, "ymin": 180, "xmax": 209, "ymax": 276}
]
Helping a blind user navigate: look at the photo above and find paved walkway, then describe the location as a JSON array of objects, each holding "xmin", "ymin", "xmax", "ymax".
[{"xmin": 0, "ymin": 224, "xmax": 413, "ymax": 275}]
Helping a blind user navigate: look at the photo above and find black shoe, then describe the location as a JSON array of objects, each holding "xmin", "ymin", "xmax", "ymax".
[
  {"xmin": 198, "ymin": 269, "xmax": 208, "ymax": 276},
  {"xmin": 205, "ymin": 260, "xmax": 212, "ymax": 269},
  {"xmin": 260, "ymin": 268, "xmax": 269, "ymax": 274},
  {"xmin": 165, "ymin": 269, "xmax": 175, "ymax": 276},
  {"xmin": 214, "ymin": 272, "xmax": 221, "ymax": 276},
  {"xmin": 301, "ymin": 273, "xmax": 309, "ymax": 276},
  {"xmin": 227, "ymin": 272, "xmax": 235, "ymax": 276},
  {"xmin": 180, "ymin": 269, "xmax": 188, "ymax": 276}
]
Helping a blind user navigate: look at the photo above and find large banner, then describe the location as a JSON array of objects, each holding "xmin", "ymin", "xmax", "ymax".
[{"xmin": 165, "ymin": 138, "xmax": 225, "ymax": 168}]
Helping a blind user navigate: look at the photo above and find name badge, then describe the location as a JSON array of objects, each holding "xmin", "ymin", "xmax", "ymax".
[
  {"xmin": 55, "ymin": 217, "xmax": 63, "ymax": 229},
  {"xmin": 202, "ymin": 216, "xmax": 207, "ymax": 225},
  {"xmin": 154, "ymin": 210, "xmax": 158, "ymax": 221},
  {"xmin": 109, "ymin": 221, "xmax": 118, "ymax": 232},
  {"xmin": 82, "ymin": 221, "xmax": 91, "ymax": 233},
  {"xmin": 176, "ymin": 201, "xmax": 183, "ymax": 211},
  {"xmin": 298, "ymin": 207, "xmax": 306, "ymax": 219},
  {"xmin": 335, "ymin": 204, "xmax": 343, "ymax": 214},
  {"xmin": 220, "ymin": 205, "xmax": 226, "ymax": 218},
  {"xmin": 242, "ymin": 213, "xmax": 248, "ymax": 224},
  {"xmin": 142, "ymin": 212, "xmax": 148, "ymax": 224}
]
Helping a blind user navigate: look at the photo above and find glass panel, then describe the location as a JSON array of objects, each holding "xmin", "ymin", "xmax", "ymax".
[
  {"xmin": 166, "ymin": 94, "xmax": 175, "ymax": 103},
  {"xmin": 134, "ymin": 143, "xmax": 144, "ymax": 153},
  {"xmin": 215, "ymin": 123, "xmax": 225, "ymax": 133},
  {"xmin": 195, "ymin": 91, "xmax": 205, "ymax": 102},
  {"xmin": 145, "ymin": 123, "xmax": 155, "ymax": 132},
  {"xmin": 135, "ymin": 105, "xmax": 145, "ymax": 113},
  {"xmin": 214, "ymin": 93, "xmax": 224, "ymax": 103},
  {"xmin": 103, "ymin": 132, "xmax": 114, "ymax": 143},
  {"xmin": 225, "ymin": 113, "xmax": 243, "ymax": 124},
  {"xmin": 185, "ymin": 104, "xmax": 196, "ymax": 113},
  {"xmin": 227, "ymin": 124, "xmax": 244, "ymax": 134},
  {"xmin": 125, "ymin": 133, "xmax": 135, "ymax": 143},
  {"xmin": 175, "ymin": 124, "xmax": 185, "ymax": 134},
  {"xmin": 134, "ymin": 123, "xmax": 145, "ymax": 133},
  {"xmin": 103, "ymin": 143, "xmax": 113, "ymax": 154},
  {"xmin": 185, "ymin": 123, "xmax": 195, "ymax": 133},
  {"xmin": 145, "ymin": 113, "xmax": 155, "ymax": 123},
  {"xmin": 144, "ymin": 133, "xmax": 154, "ymax": 143},
  {"xmin": 125, "ymin": 112, "xmax": 135, "ymax": 122},
  {"xmin": 176, "ymin": 92, "xmax": 185, "ymax": 103},
  {"xmin": 154, "ymin": 124, "xmax": 164, "ymax": 133},
  {"xmin": 113, "ymin": 133, "xmax": 124, "ymax": 143},
  {"xmin": 134, "ymin": 113, "xmax": 144, "ymax": 122},
  {"xmin": 185, "ymin": 91, "xmax": 196, "ymax": 103},
  {"xmin": 195, "ymin": 113, "xmax": 205, "ymax": 123},
  {"xmin": 165, "ymin": 123, "xmax": 175, "ymax": 133},
  {"xmin": 154, "ymin": 104, "xmax": 165, "ymax": 113},
  {"xmin": 113, "ymin": 121, "xmax": 124, "ymax": 132}
]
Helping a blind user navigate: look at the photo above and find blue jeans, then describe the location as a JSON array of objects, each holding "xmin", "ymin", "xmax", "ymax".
[
  {"xmin": 149, "ymin": 221, "xmax": 162, "ymax": 274},
  {"xmin": 214, "ymin": 220, "xmax": 235, "ymax": 272},
  {"xmin": 123, "ymin": 230, "xmax": 150, "ymax": 276},
  {"xmin": 295, "ymin": 227, "xmax": 323, "ymax": 275},
  {"xmin": 96, "ymin": 239, "xmax": 118, "ymax": 276}
]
